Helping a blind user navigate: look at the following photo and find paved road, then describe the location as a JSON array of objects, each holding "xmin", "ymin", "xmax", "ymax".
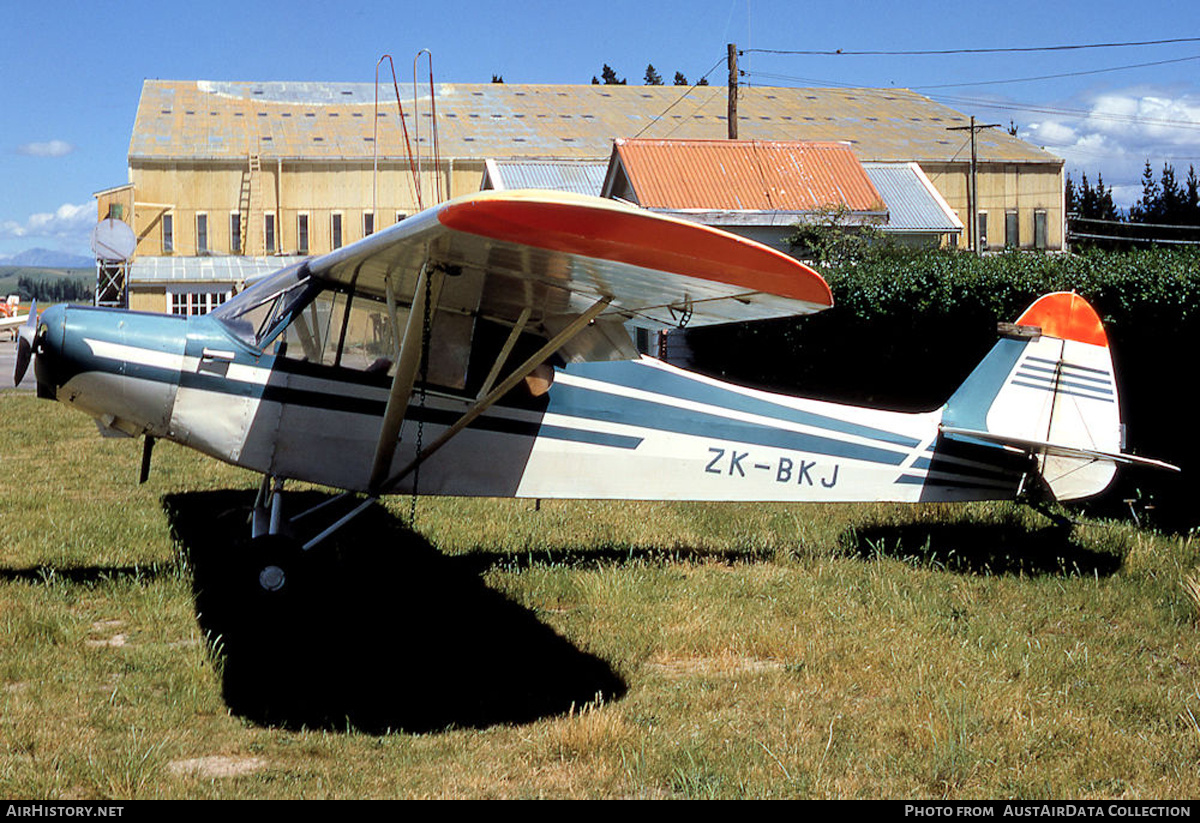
[{"xmin": 0, "ymin": 338, "xmax": 33, "ymax": 392}]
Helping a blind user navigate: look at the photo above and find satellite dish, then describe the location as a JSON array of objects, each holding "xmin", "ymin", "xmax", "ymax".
[{"xmin": 90, "ymin": 218, "xmax": 137, "ymax": 262}]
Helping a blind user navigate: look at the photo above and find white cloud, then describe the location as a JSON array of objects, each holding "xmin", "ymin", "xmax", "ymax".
[
  {"xmin": 1018, "ymin": 85, "xmax": 1200, "ymax": 206},
  {"xmin": 0, "ymin": 202, "xmax": 95, "ymax": 241},
  {"xmin": 15, "ymin": 140, "xmax": 76, "ymax": 158},
  {"xmin": 1026, "ymin": 119, "xmax": 1077, "ymax": 145}
]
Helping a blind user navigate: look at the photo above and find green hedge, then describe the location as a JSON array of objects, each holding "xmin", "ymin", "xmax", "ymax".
[{"xmin": 686, "ymin": 248, "xmax": 1200, "ymax": 529}]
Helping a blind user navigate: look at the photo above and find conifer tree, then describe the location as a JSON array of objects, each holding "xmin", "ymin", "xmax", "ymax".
[{"xmin": 1130, "ymin": 160, "xmax": 1161, "ymax": 223}]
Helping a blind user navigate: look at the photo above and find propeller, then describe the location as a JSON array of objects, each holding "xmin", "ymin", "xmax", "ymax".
[{"xmin": 14, "ymin": 300, "xmax": 37, "ymax": 387}]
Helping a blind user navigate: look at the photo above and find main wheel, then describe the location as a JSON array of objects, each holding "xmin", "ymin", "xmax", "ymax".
[{"xmin": 246, "ymin": 534, "xmax": 306, "ymax": 598}]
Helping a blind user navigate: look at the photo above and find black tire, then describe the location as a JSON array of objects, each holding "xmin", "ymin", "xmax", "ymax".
[{"xmin": 245, "ymin": 534, "xmax": 307, "ymax": 600}]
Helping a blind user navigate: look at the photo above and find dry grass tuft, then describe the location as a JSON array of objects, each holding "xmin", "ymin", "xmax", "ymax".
[{"xmin": 1183, "ymin": 569, "xmax": 1200, "ymax": 618}]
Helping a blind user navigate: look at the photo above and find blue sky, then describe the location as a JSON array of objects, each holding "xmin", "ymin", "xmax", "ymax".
[{"xmin": 2, "ymin": 0, "xmax": 1198, "ymax": 257}]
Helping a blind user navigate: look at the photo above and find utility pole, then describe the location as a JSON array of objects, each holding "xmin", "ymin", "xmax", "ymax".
[
  {"xmin": 727, "ymin": 43, "xmax": 738, "ymax": 140},
  {"xmin": 947, "ymin": 116, "xmax": 1000, "ymax": 254}
]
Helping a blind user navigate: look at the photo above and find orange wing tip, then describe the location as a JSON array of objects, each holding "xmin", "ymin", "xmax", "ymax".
[{"xmin": 1016, "ymin": 292, "xmax": 1108, "ymax": 347}]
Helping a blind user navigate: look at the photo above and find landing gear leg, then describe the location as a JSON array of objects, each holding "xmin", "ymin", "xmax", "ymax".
[
  {"xmin": 243, "ymin": 476, "xmax": 380, "ymax": 597},
  {"xmin": 246, "ymin": 477, "xmax": 303, "ymax": 597}
]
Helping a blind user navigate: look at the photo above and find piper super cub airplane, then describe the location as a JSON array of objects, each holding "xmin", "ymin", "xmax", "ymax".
[{"xmin": 13, "ymin": 189, "xmax": 1176, "ymax": 592}]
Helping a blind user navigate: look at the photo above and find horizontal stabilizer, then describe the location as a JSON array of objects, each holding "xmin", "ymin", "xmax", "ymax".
[{"xmin": 940, "ymin": 426, "xmax": 1180, "ymax": 472}]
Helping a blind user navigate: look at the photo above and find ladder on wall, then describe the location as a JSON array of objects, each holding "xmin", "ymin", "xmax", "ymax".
[{"xmin": 239, "ymin": 150, "xmax": 263, "ymax": 255}]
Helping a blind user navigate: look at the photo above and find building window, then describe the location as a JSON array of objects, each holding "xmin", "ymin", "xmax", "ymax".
[
  {"xmin": 977, "ymin": 213, "xmax": 988, "ymax": 250},
  {"xmin": 230, "ymin": 213, "xmax": 241, "ymax": 253},
  {"xmin": 363, "ymin": 212, "xmax": 374, "ymax": 237},
  {"xmin": 196, "ymin": 213, "xmax": 209, "ymax": 254},
  {"xmin": 1034, "ymin": 210, "xmax": 1048, "ymax": 250},
  {"xmin": 395, "ymin": 211, "xmax": 406, "ymax": 224},
  {"xmin": 1005, "ymin": 211, "xmax": 1019, "ymax": 248},
  {"xmin": 168, "ymin": 288, "xmax": 232, "ymax": 316},
  {"xmin": 331, "ymin": 213, "xmax": 343, "ymax": 249},
  {"xmin": 265, "ymin": 213, "xmax": 276, "ymax": 254},
  {"xmin": 162, "ymin": 213, "xmax": 174, "ymax": 254},
  {"xmin": 297, "ymin": 213, "xmax": 309, "ymax": 255}
]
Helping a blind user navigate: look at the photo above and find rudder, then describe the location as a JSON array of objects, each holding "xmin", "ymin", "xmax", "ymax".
[{"xmin": 942, "ymin": 293, "xmax": 1121, "ymax": 501}]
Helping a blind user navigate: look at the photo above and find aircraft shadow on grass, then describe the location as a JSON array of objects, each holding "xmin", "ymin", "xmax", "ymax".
[
  {"xmin": 161, "ymin": 489, "xmax": 627, "ymax": 734},
  {"xmin": 839, "ymin": 520, "xmax": 1127, "ymax": 578}
]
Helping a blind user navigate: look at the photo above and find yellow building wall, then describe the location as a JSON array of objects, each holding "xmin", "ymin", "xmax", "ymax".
[
  {"xmin": 95, "ymin": 185, "xmax": 135, "ymax": 224},
  {"xmin": 127, "ymin": 159, "xmax": 485, "ymax": 258},
  {"xmin": 922, "ymin": 162, "xmax": 1064, "ymax": 251},
  {"xmin": 129, "ymin": 287, "xmax": 167, "ymax": 314}
]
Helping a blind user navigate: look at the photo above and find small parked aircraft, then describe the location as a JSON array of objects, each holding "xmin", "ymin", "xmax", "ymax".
[
  {"xmin": 0, "ymin": 296, "xmax": 29, "ymax": 340},
  {"xmin": 14, "ymin": 189, "xmax": 1175, "ymax": 592}
]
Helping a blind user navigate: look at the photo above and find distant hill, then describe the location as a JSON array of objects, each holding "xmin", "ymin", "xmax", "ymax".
[{"xmin": 0, "ymin": 248, "xmax": 93, "ymax": 268}]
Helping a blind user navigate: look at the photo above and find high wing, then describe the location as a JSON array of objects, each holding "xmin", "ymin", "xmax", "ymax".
[
  {"xmin": 305, "ymin": 188, "xmax": 832, "ymax": 345},
  {"xmin": 299, "ymin": 189, "xmax": 833, "ymax": 495}
]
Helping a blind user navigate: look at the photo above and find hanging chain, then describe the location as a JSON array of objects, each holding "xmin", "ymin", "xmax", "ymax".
[{"xmin": 410, "ymin": 270, "xmax": 433, "ymax": 526}]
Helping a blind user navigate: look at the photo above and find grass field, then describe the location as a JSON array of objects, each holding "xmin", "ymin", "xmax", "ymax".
[{"xmin": 1, "ymin": 391, "xmax": 1198, "ymax": 799}]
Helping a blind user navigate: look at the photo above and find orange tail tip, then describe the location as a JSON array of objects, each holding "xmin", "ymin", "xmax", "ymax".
[{"xmin": 1015, "ymin": 292, "xmax": 1108, "ymax": 347}]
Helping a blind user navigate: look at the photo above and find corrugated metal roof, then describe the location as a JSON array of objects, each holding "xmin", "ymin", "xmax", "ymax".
[
  {"xmin": 862, "ymin": 162, "xmax": 963, "ymax": 233},
  {"xmin": 609, "ymin": 139, "xmax": 886, "ymax": 213},
  {"xmin": 484, "ymin": 160, "xmax": 608, "ymax": 195},
  {"xmin": 130, "ymin": 255, "xmax": 302, "ymax": 284},
  {"xmin": 130, "ymin": 81, "xmax": 1061, "ymax": 166}
]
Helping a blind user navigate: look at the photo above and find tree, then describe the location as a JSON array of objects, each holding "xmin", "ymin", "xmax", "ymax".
[
  {"xmin": 785, "ymin": 205, "xmax": 884, "ymax": 265},
  {"xmin": 1129, "ymin": 160, "xmax": 1162, "ymax": 223},
  {"xmin": 1186, "ymin": 165, "xmax": 1200, "ymax": 224},
  {"xmin": 1093, "ymin": 174, "xmax": 1119, "ymax": 221},
  {"xmin": 491, "ymin": 74, "xmax": 504, "ymax": 83},
  {"xmin": 673, "ymin": 71, "xmax": 688, "ymax": 86},
  {"xmin": 599, "ymin": 64, "xmax": 626, "ymax": 85},
  {"xmin": 1160, "ymin": 163, "xmax": 1184, "ymax": 223},
  {"xmin": 644, "ymin": 64, "xmax": 663, "ymax": 85},
  {"xmin": 1066, "ymin": 171, "xmax": 1120, "ymax": 221},
  {"xmin": 1079, "ymin": 172, "xmax": 1097, "ymax": 219}
]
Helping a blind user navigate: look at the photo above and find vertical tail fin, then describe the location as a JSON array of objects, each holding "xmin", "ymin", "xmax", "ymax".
[{"xmin": 942, "ymin": 293, "xmax": 1122, "ymax": 501}]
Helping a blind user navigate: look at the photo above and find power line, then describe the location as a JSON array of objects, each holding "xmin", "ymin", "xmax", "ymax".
[
  {"xmin": 913, "ymin": 53, "xmax": 1200, "ymax": 90},
  {"xmin": 633, "ymin": 56, "xmax": 727, "ymax": 139},
  {"xmin": 925, "ymin": 93, "xmax": 1200, "ymax": 132},
  {"xmin": 742, "ymin": 36, "xmax": 1200, "ymax": 57},
  {"xmin": 733, "ymin": 72, "xmax": 1200, "ymax": 134}
]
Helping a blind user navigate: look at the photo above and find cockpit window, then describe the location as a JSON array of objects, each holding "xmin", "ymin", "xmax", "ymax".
[
  {"xmin": 280, "ymin": 289, "xmax": 397, "ymax": 374},
  {"xmin": 212, "ymin": 261, "xmax": 315, "ymax": 347},
  {"xmin": 217, "ymin": 265, "xmax": 474, "ymax": 387}
]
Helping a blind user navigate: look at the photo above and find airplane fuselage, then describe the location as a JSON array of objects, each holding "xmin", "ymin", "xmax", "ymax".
[{"xmin": 34, "ymin": 303, "xmax": 1033, "ymax": 504}]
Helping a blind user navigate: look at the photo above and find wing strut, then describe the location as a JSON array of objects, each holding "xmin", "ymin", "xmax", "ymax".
[
  {"xmin": 368, "ymin": 263, "xmax": 445, "ymax": 492},
  {"xmin": 477, "ymin": 306, "xmax": 531, "ymax": 399},
  {"xmin": 374, "ymin": 295, "xmax": 612, "ymax": 495}
]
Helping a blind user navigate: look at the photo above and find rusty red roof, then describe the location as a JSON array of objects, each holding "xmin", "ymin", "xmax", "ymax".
[{"xmin": 607, "ymin": 138, "xmax": 887, "ymax": 214}]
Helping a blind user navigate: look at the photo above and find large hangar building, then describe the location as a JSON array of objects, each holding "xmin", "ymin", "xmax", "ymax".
[{"xmin": 94, "ymin": 79, "xmax": 1064, "ymax": 315}]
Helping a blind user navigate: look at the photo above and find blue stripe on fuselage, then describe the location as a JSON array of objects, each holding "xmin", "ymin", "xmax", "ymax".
[
  {"xmin": 562, "ymin": 360, "xmax": 922, "ymax": 449},
  {"xmin": 547, "ymin": 379, "xmax": 909, "ymax": 466}
]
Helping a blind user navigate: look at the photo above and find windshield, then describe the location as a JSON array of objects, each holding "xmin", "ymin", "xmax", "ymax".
[{"xmin": 212, "ymin": 261, "xmax": 317, "ymax": 348}]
